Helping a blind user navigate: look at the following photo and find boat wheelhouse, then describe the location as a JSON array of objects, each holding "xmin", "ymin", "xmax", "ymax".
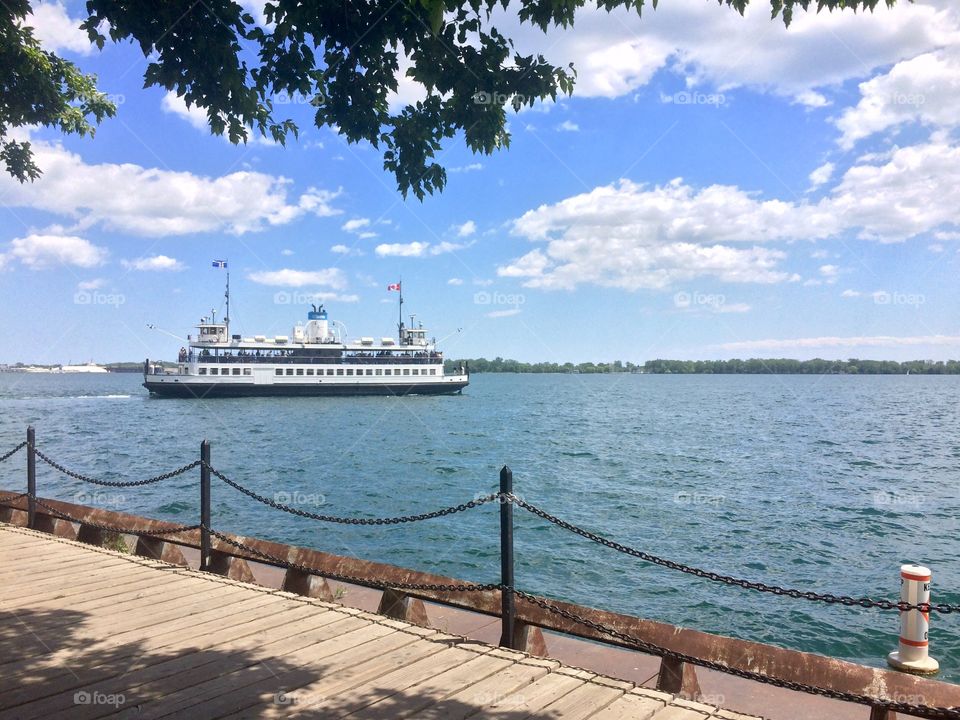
[{"xmin": 143, "ymin": 287, "xmax": 469, "ymax": 398}]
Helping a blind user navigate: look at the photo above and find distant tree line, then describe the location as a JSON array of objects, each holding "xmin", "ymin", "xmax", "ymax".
[
  {"xmin": 445, "ymin": 358, "xmax": 640, "ymax": 374},
  {"xmin": 446, "ymin": 358, "xmax": 960, "ymax": 375}
]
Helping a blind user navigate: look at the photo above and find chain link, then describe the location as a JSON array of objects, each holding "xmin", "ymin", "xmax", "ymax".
[
  {"xmin": 510, "ymin": 495, "xmax": 959, "ymax": 614},
  {"xmin": 205, "ymin": 527, "xmax": 499, "ymax": 593},
  {"xmin": 0, "ymin": 441, "xmax": 27, "ymax": 463},
  {"xmin": 204, "ymin": 461, "xmax": 501, "ymax": 525},
  {"xmin": 510, "ymin": 589, "xmax": 960, "ymax": 720},
  {"xmin": 32, "ymin": 446, "xmax": 199, "ymax": 487},
  {"xmin": 30, "ymin": 495, "xmax": 201, "ymax": 537}
]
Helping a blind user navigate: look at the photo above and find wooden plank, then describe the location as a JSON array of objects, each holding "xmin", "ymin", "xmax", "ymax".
[
  {"xmin": 406, "ymin": 657, "xmax": 555, "ymax": 720},
  {"xmin": 596, "ymin": 689, "xmax": 672, "ymax": 720},
  {"xmin": 482, "ymin": 671, "xmax": 587, "ymax": 716},
  {"xmin": 537, "ymin": 681, "xmax": 625, "ymax": 718},
  {"xmin": 345, "ymin": 649, "xmax": 508, "ymax": 719}
]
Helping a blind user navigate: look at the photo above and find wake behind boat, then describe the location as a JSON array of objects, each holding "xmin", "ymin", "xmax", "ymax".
[{"xmin": 143, "ymin": 278, "xmax": 468, "ymax": 398}]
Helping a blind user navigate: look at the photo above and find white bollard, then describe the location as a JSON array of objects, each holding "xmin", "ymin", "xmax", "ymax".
[{"xmin": 887, "ymin": 563, "xmax": 939, "ymax": 675}]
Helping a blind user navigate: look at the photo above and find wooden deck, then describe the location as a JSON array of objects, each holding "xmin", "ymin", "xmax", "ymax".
[{"xmin": 0, "ymin": 524, "xmax": 760, "ymax": 719}]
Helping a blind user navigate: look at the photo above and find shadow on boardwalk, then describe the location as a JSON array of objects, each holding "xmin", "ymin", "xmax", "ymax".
[{"xmin": 0, "ymin": 605, "xmax": 563, "ymax": 719}]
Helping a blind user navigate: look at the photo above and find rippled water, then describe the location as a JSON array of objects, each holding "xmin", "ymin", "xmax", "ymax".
[{"xmin": 1, "ymin": 372, "xmax": 958, "ymax": 681}]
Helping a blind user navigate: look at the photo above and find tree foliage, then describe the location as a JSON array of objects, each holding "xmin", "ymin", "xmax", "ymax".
[
  {"xmin": 4, "ymin": 0, "xmax": 901, "ymax": 196},
  {"xmin": 0, "ymin": 0, "xmax": 115, "ymax": 182}
]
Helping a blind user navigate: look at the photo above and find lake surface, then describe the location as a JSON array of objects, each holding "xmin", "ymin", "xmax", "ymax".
[{"xmin": 1, "ymin": 372, "xmax": 958, "ymax": 680}]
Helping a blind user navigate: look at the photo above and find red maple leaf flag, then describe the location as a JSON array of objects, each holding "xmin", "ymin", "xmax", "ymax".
[{"xmin": 387, "ymin": 282, "xmax": 401, "ymax": 291}]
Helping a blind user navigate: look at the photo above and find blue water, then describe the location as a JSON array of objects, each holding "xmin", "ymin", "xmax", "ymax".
[{"xmin": 1, "ymin": 372, "xmax": 958, "ymax": 681}]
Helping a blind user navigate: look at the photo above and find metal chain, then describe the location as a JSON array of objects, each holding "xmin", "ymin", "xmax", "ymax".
[
  {"xmin": 510, "ymin": 495, "xmax": 960, "ymax": 614},
  {"xmin": 32, "ymin": 446, "xmax": 200, "ymax": 487},
  {"xmin": 204, "ymin": 462, "xmax": 501, "ymax": 525},
  {"xmin": 205, "ymin": 527, "xmax": 499, "ymax": 593},
  {"xmin": 30, "ymin": 495, "xmax": 201, "ymax": 537},
  {"xmin": 510, "ymin": 589, "xmax": 960, "ymax": 720},
  {"xmin": 0, "ymin": 441, "xmax": 27, "ymax": 463}
]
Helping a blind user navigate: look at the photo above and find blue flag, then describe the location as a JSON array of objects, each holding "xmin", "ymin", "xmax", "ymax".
[{"xmin": 212, "ymin": 260, "xmax": 227, "ymax": 268}]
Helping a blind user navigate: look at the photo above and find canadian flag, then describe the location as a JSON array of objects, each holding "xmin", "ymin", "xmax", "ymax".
[{"xmin": 387, "ymin": 283, "xmax": 401, "ymax": 291}]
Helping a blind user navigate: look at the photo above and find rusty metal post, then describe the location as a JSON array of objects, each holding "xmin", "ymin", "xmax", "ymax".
[
  {"xmin": 499, "ymin": 465, "xmax": 516, "ymax": 649},
  {"xmin": 200, "ymin": 440, "xmax": 211, "ymax": 571},
  {"xmin": 26, "ymin": 426, "xmax": 36, "ymax": 529}
]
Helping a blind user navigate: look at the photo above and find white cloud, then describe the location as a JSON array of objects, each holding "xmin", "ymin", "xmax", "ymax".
[
  {"xmin": 928, "ymin": 243, "xmax": 945, "ymax": 253},
  {"xmin": 556, "ymin": 120, "xmax": 580, "ymax": 132},
  {"xmin": 487, "ymin": 308, "xmax": 522, "ymax": 318},
  {"xmin": 495, "ymin": 0, "xmax": 959, "ymax": 105},
  {"xmin": 281, "ymin": 249, "xmax": 294, "ymax": 256},
  {"xmin": 715, "ymin": 334, "xmax": 960, "ymax": 351},
  {"xmin": 247, "ymin": 268, "xmax": 346, "ymax": 288},
  {"xmin": 122, "ymin": 255, "xmax": 185, "ymax": 271},
  {"xmin": 342, "ymin": 218, "xmax": 371, "ymax": 233},
  {"xmin": 298, "ymin": 291, "xmax": 360, "ymax": 303},
  {"xmin": 455, "ymin": 220, "xmax": 477, "ymax": 237},
  {"xmin": 447, "ymin": 278, "xmax": 464, "ymax": 286},
  {"xmin": 836, "ymin": 45, "xmax": 960, "ymax": 149},
  {"xmin": 26, "ymin": 1, "xmax": 92, "ymax": 55},
  {"xmin": 810, "ymin": 249, "xmax": 830, "ymax": 259},
  {"xmin": 841, "ymin": 289, "xmax": 861, "ymax": 298},
  {"xmin": 4, "ymin": 234, "xmax": 107, "ymax": 269},
  {"xmin": 431, "ymin": 241, "xmax": 471, "ymax": 255},
  {"xmin": 161, "ymin": 91, "xmax": 277, "ymax": 145},
  {"xmin": 718, "ymin": 302, "xmax": 751, "ymax": 313},
  {"xmin": 808, "ymin": 162, "xmax": 835, "ymax": 189},
  {"xmin": 449, "ymin": 163, "xmax": 484, "ymax": 173},
  {"xmin": 498, "ymin": 136, "xmax": 960, "ymax": 290},
  {"xmin": 77, "ymin": 278, "xmax": 105, "ymax": 291},
  {"xmin": 0, "ymin": 136, "xmax": 341, "ymax": 236},
  {"xmin": 375, "ymin": 242, "xmax": 430, "ymax": 258}
]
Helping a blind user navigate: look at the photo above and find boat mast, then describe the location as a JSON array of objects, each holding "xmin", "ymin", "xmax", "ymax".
[
  {"xmin": 224, "ymin": 260, "xmax": 230, "ymax": 334},
  {"xmin": 397, "ymin": 278, "xmax": 403, "ymax": 342}
]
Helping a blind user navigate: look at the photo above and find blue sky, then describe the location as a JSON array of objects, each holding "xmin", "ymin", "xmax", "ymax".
[{"xmin": 2, "ymin": 0, "xmax": 960, "ymax": 364}]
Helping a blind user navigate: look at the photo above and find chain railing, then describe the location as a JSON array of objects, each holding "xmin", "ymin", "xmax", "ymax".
[{"xmin": 2, "ymin": 425, "xmax": 959, "ymax": 718}]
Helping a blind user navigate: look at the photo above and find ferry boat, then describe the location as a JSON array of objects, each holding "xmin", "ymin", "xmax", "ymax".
[{"xmin": 143, "ymin": 280, "xmax": 469, "ymax": 398}]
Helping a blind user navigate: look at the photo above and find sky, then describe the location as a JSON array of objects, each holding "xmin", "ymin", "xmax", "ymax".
[{"xmin": 2, "ymin": 0, "xmax": 960, "ymax": 364}]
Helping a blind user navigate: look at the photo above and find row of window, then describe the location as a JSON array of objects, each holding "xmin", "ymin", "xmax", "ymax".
[{"xmin": 196, "ymin": 367, "xmax": 438, "ymax": 377}]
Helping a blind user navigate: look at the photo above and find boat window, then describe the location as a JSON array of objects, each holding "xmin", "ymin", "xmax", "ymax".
[
  {"xmin": 384, "ymin": 369, "xmax": 391, "ymax": 376},
  {"xmin": 412, "ymin": 369, "xmax": 419, "ymax": 375},
  {"xmin": 232, "ymin": 368, "xmax": 241, "ymax": 376},
  {"xmin": 296, "ymin": 368, "xmax": 304, "ymax": 376},
  {"xmin": 286, "ymin": 369, "xmax": 294, "ymax": 376},
  {"xmin": 243, "ymin": 368, "xmax": 251, "ymax": 375},
  {"xmin": 366, "ymin": 369, "xmax": 373, "ymax": 376},
  {"xmin": 346, "ymin": 369, "xmax": 353, "ymax": 376},
  {"xmin": 198, "ymin": 368, "xmax": 207, "ymax": 375},
  {"xmin": 210, "ymin": 368, "xmax": 218, "ymax": 375},
  {"xmin": 336, "ymin": 369, "xmax": 344, "ymax": 376},
  {"xmin": 403, "ymin": 369, "xmax": 410, "ymax": 376},
  {"xmin": 306, "ymin": 368, "xmax": 314, "ymax": 375},
  {"xmin": 275, "ymin": 369, "xmax": 283, "ymax": 376},
  {"xmin": 375, "ymin": 369, "xmax": 382, "ymax": 376},
  {"xmin": 430, "ymin": 369, "xmax": 436, "ymax": 375},
  {"xmin": 326, "ymin": 369, "xmax": 334, "ymax": 376}
]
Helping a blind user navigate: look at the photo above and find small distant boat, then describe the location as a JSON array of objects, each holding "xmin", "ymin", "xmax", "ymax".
[{"xmin": 143, "ymin": 277, "xmax": 468, "ymax": 398}]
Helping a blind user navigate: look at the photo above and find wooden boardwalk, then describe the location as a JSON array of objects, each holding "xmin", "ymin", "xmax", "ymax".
[{"xmin": 0, "ymin": 524, "xmax": 759, "ymax": 719}]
